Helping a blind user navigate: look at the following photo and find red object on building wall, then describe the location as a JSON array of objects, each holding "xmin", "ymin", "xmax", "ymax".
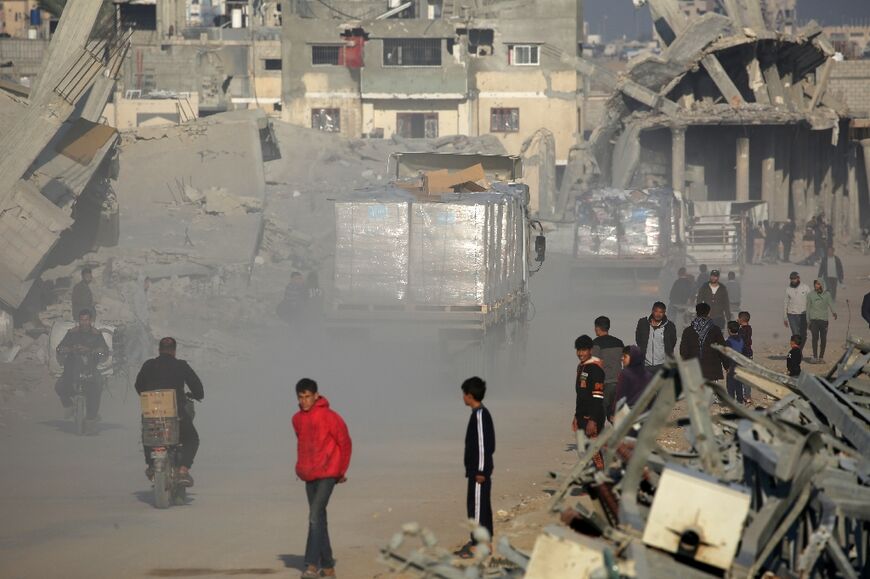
[{"xmin": 343, "ymin": 35, "xmax": 365, "ymax": 68}]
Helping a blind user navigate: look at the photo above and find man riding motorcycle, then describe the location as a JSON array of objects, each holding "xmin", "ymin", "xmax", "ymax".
[
  {"xmin": 55, "ymin": 309, "xmax": 109, "ymax": 423},
  {"xmin": 135, "ymin": 337, "xmax": 204, "ymax": 487}
]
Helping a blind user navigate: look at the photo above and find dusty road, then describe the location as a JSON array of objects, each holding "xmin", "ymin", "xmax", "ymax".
[{"xmin": 0, "ymin": 250, "xmax": 867, "ymax": 579}]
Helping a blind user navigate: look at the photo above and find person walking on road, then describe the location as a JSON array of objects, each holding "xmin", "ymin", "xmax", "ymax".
[
  {"xmin": 696, "ymin": 269, "xmax": 731, "ymax": 329},
  {"xmin": 573, "ymin": 335, "xmax": 606, "ymax": 469},
  {"xmin": 784, "ymin": 271, "xmax": 810, "ymax": 352},
  {"xmin": 293, "ymin": 378, "xmax": 352, "ymax": 579},
  {"xmin": 591, "ymin": 316, "xmax": 624, "ymax": 423},
  {"xmin": 454, "ymin": 377, "xmax": 496, "ymax": 559},
  {"xmin": 679, "ymin": 303, "xmax": 726, "ymax": 382},
  {"xmin": 668, "ymin": 268, "xmax": 695, "ymax": 328},
  {"xmin": 806, "ymin": 280, "xmax": 837, "ymax": 364},
  {"xmin": 71, "ymin": 267, "xmax": 96, "ymax": 320},
  {"xmin": 635, "ymin": 302, "xmax": 677, "ymax": 374},
  {"xmin": 781, "ymin": 219, "xmax": 796, "ymax": 262},
  {"xmin": 817, "ymin": 246, "xmax": 844, "ymax": 301}
]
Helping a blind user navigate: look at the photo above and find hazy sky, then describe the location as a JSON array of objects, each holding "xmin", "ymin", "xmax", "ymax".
[{"xmin": 585, "ymin": 0, "xmax": 870, "ymax": 40}]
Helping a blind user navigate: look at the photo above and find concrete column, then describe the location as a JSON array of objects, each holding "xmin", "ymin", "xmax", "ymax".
[
  {"xmin": 820, "ymin": 137, "xmax": 834, "ymax": 223},
  {"xmin": 774, "ymin": 134, "xmax": 791, "ymax": 221},
  {"xmin": 671, "ymin": 126, "xmax": 686, "ymax": 195},
  {"xmin": 735, "ymin": 135, "xmax": 750, "ymax": 201},
  {"xmin": 849, "ymin": 143, "xmax": 861, "ymax": 242},
  {"xmin": 761, "ymin": 130, "xmax": 776, "ymax": 210},
  {"xmin": 790, "ymin": 132, "xmax": 807, "ymax": 226}
]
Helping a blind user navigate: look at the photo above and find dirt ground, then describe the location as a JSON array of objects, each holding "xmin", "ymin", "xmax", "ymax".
[{"xmin": 0, "ymin": 241, "xmax": 867, "ymax": 579}]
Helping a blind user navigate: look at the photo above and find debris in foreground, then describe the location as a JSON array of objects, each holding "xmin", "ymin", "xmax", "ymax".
[{"xmin": 379, "ymin": 338, "xmax": 870, "ymax": 578}]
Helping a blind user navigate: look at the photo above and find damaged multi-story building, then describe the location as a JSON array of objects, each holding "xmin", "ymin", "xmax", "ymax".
[
  {"xmin": 559, "ymin": 0, "xmax": 869, "ymax": 240},
  {"xmin": 281, "ymin": 0, "xmax": 583, "ymax": 164}
]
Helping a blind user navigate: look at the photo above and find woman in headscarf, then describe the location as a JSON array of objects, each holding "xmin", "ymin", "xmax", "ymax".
[{"xmin": 612, "ymin": 345, "xmax": 652, "ymax": 418}]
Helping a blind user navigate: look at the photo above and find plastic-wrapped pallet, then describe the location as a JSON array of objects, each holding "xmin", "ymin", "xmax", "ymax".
[
  {"xmin": 334, "ymin": 201, "xmax": 410, "ymax": 303},
  {"xmin": 410, "ymin": 200, "xmax": 489, "ymax": 305},
  {"xmin": 619, "ymin": 203, "xmax": 661, "ymax": 257}
]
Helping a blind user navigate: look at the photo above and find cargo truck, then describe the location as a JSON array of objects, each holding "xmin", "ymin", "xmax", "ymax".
[
  {"xmin": 325, "ymin": 154, "xmax": 544, "ymax": 378},
  {"xmin": 572, "ymin": 188, "xmax": 767, "ymax": 292}
]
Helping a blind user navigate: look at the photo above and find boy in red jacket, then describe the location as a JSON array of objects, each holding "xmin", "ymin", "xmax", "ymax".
[{"xmin": 292, "ymin": 379, "xmax": 352, "ymax": 579}]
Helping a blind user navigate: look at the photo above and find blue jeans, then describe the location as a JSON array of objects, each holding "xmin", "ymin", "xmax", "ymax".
[
  {"xmin": 305, "ymin": 478, "xmax": 337, "ymax": 569},
  {"xmin": 787, "ymin": 313, "xmax": 807, "ymax": 351}
]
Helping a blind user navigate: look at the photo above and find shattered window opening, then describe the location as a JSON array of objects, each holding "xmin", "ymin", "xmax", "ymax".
[
  {"xmin": 263, "ymin": 59, "xmax": 282, "ymax": 71},
  {"xmin": 468, "ymin": 29, "xmax": 494, "ymax": 57},
  {"xmin": 509, "ymin": 44, "xmax": 539, "ymax": 66},
  {"xmin": 383, "ymin": 39, "xmax": 442, "ymax": 67},
  {"xmin": 312, "ymin": 45, "xmax": 343, "ymax": 66},
  {"xmin": 490, "ymin": 108, "xmax": 519, "ymax": 133},
  {"xmin": 396, "ymin": 113, "xmax": 438, "ymax": 138},
  {"xmin": 312, "ymin": 108, "xmax": 341, "ymax": 133}
]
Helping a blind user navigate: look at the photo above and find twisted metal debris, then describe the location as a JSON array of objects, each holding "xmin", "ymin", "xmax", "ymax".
[{"xmin": 379, "ymin": 337, "xmax": 869, "ymax": 578}]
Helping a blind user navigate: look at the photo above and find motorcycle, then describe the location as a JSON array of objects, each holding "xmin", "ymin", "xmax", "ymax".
[
  {"xmin": 142, "ymin": 394, "xmax": 196, "ymax": 508},
  {"xmin": 67, "ymin": 349, "xmax": 105, "ymax": 436}
]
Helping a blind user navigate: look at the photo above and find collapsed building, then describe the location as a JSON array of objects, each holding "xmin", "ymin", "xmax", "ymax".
[
  {"xmin": 0, "ymin": 2, "xmax": 131, "ymax": 314},
  {"xmin": 558, "ymin": 0, "xmax": 868, "ymax": 243}
]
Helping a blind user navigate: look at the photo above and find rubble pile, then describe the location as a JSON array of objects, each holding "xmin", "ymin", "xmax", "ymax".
[{"xmin": 379, "ymin": 338, "xmax": 870, "ymax": 578}]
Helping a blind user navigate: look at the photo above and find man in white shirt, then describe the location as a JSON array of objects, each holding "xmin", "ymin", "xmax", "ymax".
[{"xmin": 783, "ymin": 271, "xmax": 810, "ymax": 351}]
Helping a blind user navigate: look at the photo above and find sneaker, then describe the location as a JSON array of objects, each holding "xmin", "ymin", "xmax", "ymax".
[
  {"xmin": 145, "ymin": 467, "xmax": 154, "ymax": 481},
  {"xmin": 453, "ymin": 542, "xmax": 475, "ymax": 559},
  {"xmin": 177, "ymin": 467, "xmax": 194, "ymax": 487},
  {"xmin": 301, "ymin": 567, "xmax": 318, "ymax": 579},
  {"xmin": 320, "ymin": 569, "xmax": 336, "ymax": 578}
]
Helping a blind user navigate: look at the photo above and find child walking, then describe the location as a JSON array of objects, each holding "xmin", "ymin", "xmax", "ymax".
[{"xmin": 454, "ymin": 377, "xmax": 495, "ymax": 559}]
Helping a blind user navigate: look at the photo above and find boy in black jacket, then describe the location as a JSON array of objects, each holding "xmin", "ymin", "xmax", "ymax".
[
  {"xmin": 785, "ymin": 334, "xmax": 804, "ymax": 377},
  {"xmin": 787, "ymin": 335, "xmax": 803, "ymax": 377},
  {"xmin": 455, "ymin": 377, "xmax": 495, "ymax": 559},
  {"xmin": 574, "ymin": 335, "xmax": 607, "ymax": 469}
]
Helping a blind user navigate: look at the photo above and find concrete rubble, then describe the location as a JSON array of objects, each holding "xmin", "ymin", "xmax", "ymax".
[
  {"xmin": 378, "ymin": 338, "xmax": 870, "ymax": 578},
  {"xmin": 555, "ymin": 0, "xmax": 862, "ymax": 243}
]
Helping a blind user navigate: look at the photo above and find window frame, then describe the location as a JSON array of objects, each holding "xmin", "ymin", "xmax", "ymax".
[
  {"xmin": 311, "ymin": 44, "xmax": 344, "ymax": 66},
  {"xmin": 509, "ymin": 44, "xmax": 540, "ymax": 66},
  {"xmin": 396, "ymin": 112, "xmax": 439, "ymax": 139},
  {"xmin": 311, "ymin": 108, "xmax": 341, "ymax": 133},
  {"xmin": 383, "ymin": 38, "xmax": 442, "ymax": 67},
  {"xmin": 490, "ymin": 108, "xmax": 520, "ymax": 133}
]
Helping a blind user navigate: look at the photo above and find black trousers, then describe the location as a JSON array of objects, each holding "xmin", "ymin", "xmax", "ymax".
[
  {"xmin": 466, "ymin": 476, "xmax": 493, "ymax": 543},
  {"xmin": 825, "ymin": 278, "xmax": 838, "ymax": 301},
  {"xmin": 144, "ymin": 415, "xmax": 199, "ymax": 469},
  {"xmin": 809, "ymin": 319, "xmax": 829, "ymax": 359},
  {"xmin": 55, "ymin": 369, "xmax": 102, "ymax": 420}
]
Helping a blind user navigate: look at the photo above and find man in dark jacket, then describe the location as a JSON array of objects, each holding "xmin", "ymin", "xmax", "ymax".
[
  {"xmin": 55, "ymin": 309, "xmax": 109, "ymax": 422},
  {"xmin": 696, "ymin": 269, "xmax": 731, "ymax": 329},
  {"xmin": 817, "ymin": 246, "xmax": 844, "ymax": 300},
  {"xmin": 71, "ymin": 268, "xmax": 96, "ymax": 320},
  {"xmin": 293, "ymin": 378, "xmax": 351, "ymax": 579},
  {"xmin": 573, "ymin": 335, "xmax": 606, "ymax": 466},
  {"xmin": 679, "ymin": 303, "xmax": 726, "ymax": 381},
  {"xmin": 455, "ymin": 376, "xmax": 496, "ymax": 558},
  {"xmin": 135, "ymin": 337, "xmax": 204, "ymax": 486},
  {"xmin": 781, "ymin": 219, "xmax": 796, "ymax": 262},
  {"xmin": 635, "ymin": 302, "xmax": 677, "ymax": 374},
  {"xmin": 591, "ymin": 316, "xmax": 623, "ymax": 422},
  {"xmin": 668, "ymin": 268, "xmax": 695, "ymax": 327}
]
